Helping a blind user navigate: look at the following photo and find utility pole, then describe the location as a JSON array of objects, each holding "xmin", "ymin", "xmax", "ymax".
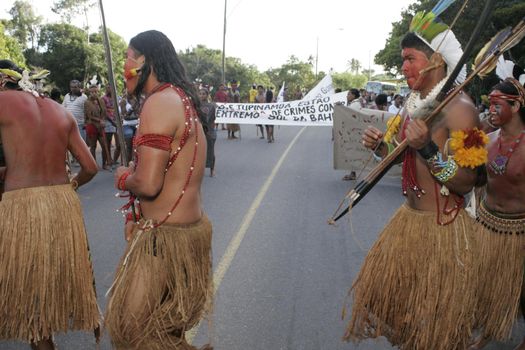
[
  {"xmin": 315, "ymin": 37, "xmax": 319, "ymax": 79},
  {"xmin": 221, "ymin": 0, "xmax": 227, "ymax": 84},
  {"xmin": 368, "ymin": 50, "xmax": 371, "ymax": 81}
]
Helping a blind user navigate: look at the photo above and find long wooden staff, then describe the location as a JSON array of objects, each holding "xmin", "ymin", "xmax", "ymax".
[
  {"xmin": 97, "ymin": 0, "xmax": 137, "ymax": 220},
  {"xmin": 329, "ymin": 0, "xmax": 500, "ymax": 224}
]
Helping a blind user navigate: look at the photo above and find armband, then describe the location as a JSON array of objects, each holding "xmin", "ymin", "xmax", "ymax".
[{"xmin": 431, "ymin": 157, "xmax": 458, "ymax": 183}]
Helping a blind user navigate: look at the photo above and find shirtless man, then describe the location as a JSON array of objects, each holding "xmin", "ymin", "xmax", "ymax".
[
  {"xmin": 0, "ymin": 60, "xmax": 100, "ymax": 349},
  {"xmin": 469, "ymin": 68, "xmax": 525, "ymax": 350},
  {"xmin": 84, "ymin": 84, "xmax": 112, "ymax": 170},
  {"xmin": 344, "ymin": 21, "xmax": 485, "ymax": 350},
  {"xmin": 105, "ymin": 30, "xmax": 212, "ymax": 350}
]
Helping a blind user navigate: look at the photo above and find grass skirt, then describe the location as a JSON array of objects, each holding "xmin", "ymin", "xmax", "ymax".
[
  {"xmin": 0, "ymin": 184, "xmax": 100, "ymax": 342},
  {"xmin": 105, "ymin": 215, "xmax": 213, "ymax": 350},
  {"xmin": 474, "ymin": 201, "xmax": 525, "ymax": 341},
  {"xmin": 344, "ymin": 204, "xmax": 479, "ymax": 350}
]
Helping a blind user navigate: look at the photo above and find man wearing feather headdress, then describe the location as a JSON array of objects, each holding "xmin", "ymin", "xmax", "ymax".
[
  {"xmin": 343, "ymin": 1, "xmax": 489, "ymax": 349},
  {"xmin": 0, "ymin": 60, "xmax": 101, "ymax": 349},
  {"xmin": 469, "ymin": 57, "xmax": 525, "ymax": 350}
]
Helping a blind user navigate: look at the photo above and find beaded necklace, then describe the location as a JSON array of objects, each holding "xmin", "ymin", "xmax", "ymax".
[
  {"xmin": 488, "ymin": 130, "xmax": 525, "ymax": 175},
  {"xmin": 130, "ymin": 83, "xmax": 200, "ymax": 230}
]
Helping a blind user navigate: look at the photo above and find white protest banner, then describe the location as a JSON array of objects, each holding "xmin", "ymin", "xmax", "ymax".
[
  {"xmin": 302, "ymin": 74, "xmax": 334, "ymax": 101},
  {"xmin": 215, "ymin": 91, "xmax": 347, "ymax": 126},
  {"xmin": 333, "ymin": 104, "xmax": 401, "ymax": 177}
]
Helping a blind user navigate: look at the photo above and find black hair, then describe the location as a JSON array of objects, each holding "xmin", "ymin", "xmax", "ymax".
[
  {"xmin": 0, "ymin": 60, "xmax": 23, "ymax": 90},
  {"xmin": 375, "ymin": 93, "xmax": 388, "ymax": 108},
  {"xmin": 129, "ymin": 30, "xmax": 202, "ymax": 117},
  {"xmin": 350, "ymin": 88, "xmax": 360, "ymax": 98},
  {"xmin": 401, "ymin": 32, "xmax": 434, "ymax": 59},
  {"xmin": 492, "ymin": 80, "xmax": 525, "ymax": 123},
  {"xmin": 50, "ymin": 87, "xmax": 62, "ymax": 102},
  {"xmin": 335, "ymin": 88, "xmax": 342, "ymax": 93}
]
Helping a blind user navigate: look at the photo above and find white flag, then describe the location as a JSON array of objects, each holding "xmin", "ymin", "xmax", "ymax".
[
  {"xmin": 276, "ymin": 82, "xmax": 286, "ymax": 103},
  {"xmin": 302, "ymin": 73, "xmax": 334, "ymax": 101}
]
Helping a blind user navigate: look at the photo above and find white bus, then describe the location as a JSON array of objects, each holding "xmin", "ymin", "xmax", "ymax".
[{"xmin": 365, "ymin": 81, "xmax": 397, "ymax": 95}]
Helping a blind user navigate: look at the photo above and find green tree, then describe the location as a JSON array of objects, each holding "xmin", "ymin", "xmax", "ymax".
[
  {"xmin": 0, "ymin": 22, "xmax": 26, "ymax": 67},
  {"xmin": 179, "ymin": 45, "xmax": 271, "ymax": 100},
  {"xmin": 38, "ymin": 23, "xmax": 87, "ymax": 91},
  {"xmin": 265, "ymin": 55, "xmax": 316, "ymax": 95},
  {"xmin": 332, "ymin": 72, "xmax": 368, "ymax": 90},
  {"xmin": 88, "ymin": 28, "xmax": 128, "ymax": 93},
  {"xmin": 52, "ymin": 0, "xmax": 96, "ymax": 23},
  {"xmin": 7, "ymin": 0, "xmax": 42, "ymax": 49},
  {"xmin": 346, "ymin": 58, "xmax": 362, "ymax": 75},
  {"xmin": 375, "ymin": 0, "xmax": 525, "ymax": 80}
]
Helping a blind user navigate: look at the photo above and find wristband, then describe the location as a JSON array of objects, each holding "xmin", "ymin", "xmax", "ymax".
[
  {"xmin": 117, "ymin": 171, "xmax": 130, "ymax": 191},
  {"xmin": 417, "ymin": 140, "xmax": 439, "ymax": 160}
]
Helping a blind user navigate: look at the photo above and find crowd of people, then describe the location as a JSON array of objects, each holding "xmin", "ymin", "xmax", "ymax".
[{"xmin": 0, "ymin": 2, "xmax": 525, "ymax": 349}]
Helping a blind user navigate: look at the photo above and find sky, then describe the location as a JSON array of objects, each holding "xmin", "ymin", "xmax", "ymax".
[{"xmin": 2, "ymin": 0, "xmax": 415, "ymax": 75}]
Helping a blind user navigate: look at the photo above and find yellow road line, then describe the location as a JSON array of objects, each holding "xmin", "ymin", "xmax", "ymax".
[{"xmin": 188, "ymin": 126, "xmax": 307, "ymax": 343}]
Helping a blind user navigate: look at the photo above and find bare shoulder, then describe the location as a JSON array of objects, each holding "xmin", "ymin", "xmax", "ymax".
[
  {"xmin": 444, "ymin": 91, "xmax": 478, "ymax": 130},
  {"xmin": 139, "ymin": 88, "xmax": 183, "ymax": 135}
]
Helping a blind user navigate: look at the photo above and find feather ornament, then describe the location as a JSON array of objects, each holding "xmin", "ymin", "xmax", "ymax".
[
  {"xmin": 473, "ymin": 20, "xmax": 525, "ymax": 78},
  {"xmin": 496, "ymin": 56, "xmax": 515, "ymax": 81},
  {"xmin": 431, "ymin": 0, "xmax": 458, "ymax": 17}
]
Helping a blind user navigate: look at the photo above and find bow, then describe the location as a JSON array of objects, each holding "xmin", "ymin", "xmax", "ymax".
[{"xmin": 329, "ymin": 0, "xmax": 497, "ymax": 224}]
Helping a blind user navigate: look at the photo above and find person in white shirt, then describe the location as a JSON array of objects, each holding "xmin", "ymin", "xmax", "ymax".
[
  {"xmin": 388, "ymin": 94, "xmax": 403, "ymax": 115},
  {"xmin": 63, "ymin": 80, "xmax": 88, "ymax": 141}
]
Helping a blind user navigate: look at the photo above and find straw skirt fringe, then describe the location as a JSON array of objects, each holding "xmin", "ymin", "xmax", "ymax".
[
  {"xmin": 0, "ymin": 184, "xmax": 101, "ymax": 342},
  {"xmin": 105, "ymin": 215, "xmax": 213, "ymax": 350},
  {"xmin": 474, "ymin": 224, "xmax": 525, "ymax": 341},
  {"xmin": 344, "ymin": 204, "xmax": 479, "ymax": 350}
]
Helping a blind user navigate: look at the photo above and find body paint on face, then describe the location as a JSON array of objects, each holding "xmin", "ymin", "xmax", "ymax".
[{"xmin": 489, "ymin": 90, "xmax": 514, "ymax": 126}]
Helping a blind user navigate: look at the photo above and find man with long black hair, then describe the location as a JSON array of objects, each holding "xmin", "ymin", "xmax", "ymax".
[{"xmin": 106, "ymin": 30, "xmax": 213, "ymax": 350}]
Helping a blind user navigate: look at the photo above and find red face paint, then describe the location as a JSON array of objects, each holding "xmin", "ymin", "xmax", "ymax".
[{"xmin": 401, "ymin": 48, "xmax": 430, "ymax": 91}]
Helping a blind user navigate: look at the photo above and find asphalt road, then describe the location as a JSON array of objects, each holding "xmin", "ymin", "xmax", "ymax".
[{"xmin": 1, "ymin": 125, "xmax": 523, "ymax": 349}]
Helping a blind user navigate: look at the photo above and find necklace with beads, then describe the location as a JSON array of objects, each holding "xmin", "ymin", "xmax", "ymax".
[
  {"xmin": 405, "ymin": 77, "xmax": 448, "ymax": 116},
  {"xmin": 124, "ymin": 83, "xmax": 201, "ymax": 230},
  {"xmin": 489, "ymin": 130, "xmax": 525, "ymax": 175}
]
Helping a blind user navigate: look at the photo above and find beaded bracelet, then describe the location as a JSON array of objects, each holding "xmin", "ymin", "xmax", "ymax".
[
  {"xmin": 431, "ymin": 157, "xmax": 458, "ymax": 183},
  {"xmin": 117, "ymin": 171, "xmax": 130, "ymax": 191}
]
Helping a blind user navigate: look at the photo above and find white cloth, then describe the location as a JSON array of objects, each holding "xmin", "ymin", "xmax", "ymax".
[
  {"xmin": 388, "ymin": 104, "xmax": 401, "ymax": 115},
  {"xmin": 63, "ymin": 93, "xmax": 88, "ymax": 125}
]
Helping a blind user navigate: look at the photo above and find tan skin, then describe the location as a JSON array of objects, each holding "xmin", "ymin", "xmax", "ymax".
[
  {"xmin": 362, "ymin": 47, "xmax": 478, "ymax": 212},
  {"xmin": 469, "ymin": 93, "xmax": 525, "ymax": 350},
  {"xmin": 0, "ymin": 87, "xmax": 97, "ymax": 350},
  {"xmin": 485, "ymin": 92, "xmax": 525, "ymax": 214},
  {"xmin": 85, "ymin": 86, "xmax": 112, "ymax": 169},
  {"xmin": 115, "ymin": 47, "xmax": 206, "ymax": 241}
]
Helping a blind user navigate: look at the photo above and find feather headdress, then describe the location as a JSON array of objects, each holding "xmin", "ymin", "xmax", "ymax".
[
  {"xmin": 0, "ymin": 67, "xmax": 51, "ymax": 96},
  {"xmin": 409, "ymin": 0, "xmax": 467, "ymax": 83}
]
